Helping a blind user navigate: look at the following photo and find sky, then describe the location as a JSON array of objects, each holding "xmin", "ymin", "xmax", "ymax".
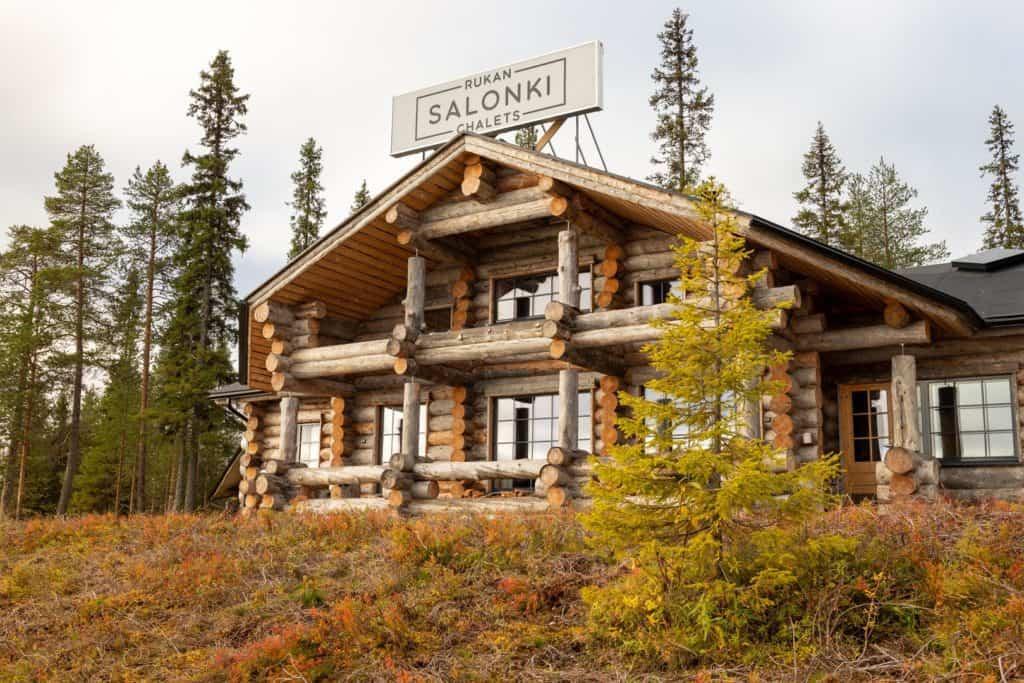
[{"xmin": 2, "ymin": 0, "xmax": 1023, "ymax": 298}]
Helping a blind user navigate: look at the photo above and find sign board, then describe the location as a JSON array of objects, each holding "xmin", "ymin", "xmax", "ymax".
[{"xmin": 390, "ymin": 41, "xmax": 603, "ymax": 157}]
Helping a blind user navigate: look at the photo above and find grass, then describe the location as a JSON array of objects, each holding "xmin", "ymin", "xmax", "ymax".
[{"xmin": 0, "ymin": 500, "xmax": 1022, "ymax": 681}]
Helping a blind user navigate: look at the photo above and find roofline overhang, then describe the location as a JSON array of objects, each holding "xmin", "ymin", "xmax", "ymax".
[{"xmin": 242, "ymin": 131, "xmax": 986, "ymax": 336}]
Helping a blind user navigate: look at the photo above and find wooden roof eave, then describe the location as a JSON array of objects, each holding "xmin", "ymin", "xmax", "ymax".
[{"xmin": 245, "ymin": 137, "xmax": 471, "ymax": 307}]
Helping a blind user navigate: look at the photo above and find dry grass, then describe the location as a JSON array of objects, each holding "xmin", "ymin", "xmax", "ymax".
[{"xmin": 0, "ymin": 500, "xmax": 1022, "ymax": 681}]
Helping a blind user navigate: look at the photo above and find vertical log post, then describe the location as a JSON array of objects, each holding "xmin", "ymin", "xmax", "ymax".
[
  {"xmin": 398, "ymin": 255, "xmax": 426, "ymax": 476},
  {"xmin": 556, "ymin": 227, "xmax": 580, "ymax": 450},
  {"xmin": 890, "ymin": 354, "xmax": 921, "ymax": 453},
  {"xmin": 405, "ymin": 255, "xmax": 426, "ymax": 335},
  {"xmin": 879, "ymin": 353, "xmax": 937, "ymax": 501},
  {"xmin": 279, "ymin": 396, "xmax": 299, "ymax": 463},
  {"xmin": 551, "ymin": 227, "xmax": 579, "ymax": 509}
]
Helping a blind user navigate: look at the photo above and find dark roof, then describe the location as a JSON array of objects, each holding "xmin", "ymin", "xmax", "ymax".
[
  {"xmin": 901, "ymin": 250, "xmax": 1024, "ymax": 325},
  {"xmin": 749, "ymin": 215, "xmax": 985, "ymax": 328}
]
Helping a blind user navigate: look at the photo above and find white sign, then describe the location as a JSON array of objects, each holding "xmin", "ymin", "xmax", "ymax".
[{"xmin": 390, "ymin": 41, "xmax": 603, "ymax": 157}]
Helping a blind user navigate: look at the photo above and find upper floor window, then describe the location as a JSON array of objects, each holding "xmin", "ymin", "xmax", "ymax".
[
  {"xmin": 918, "ymin": 377, "xmax": 1018, "ymax": 462},
  {"xmin": 378, "ymin": 405, "xmax": 428, "ymax": 465},
  {"xmin": 298, "ymin": 423, "xmax": 321, "ymax": 468},
  {"xmin": 492, "ymin": 270, "xmax": 592, "ymax": 322},
  {"xmin": 638, "ymin": 278, "xmax": 682, "ymax": 306}
]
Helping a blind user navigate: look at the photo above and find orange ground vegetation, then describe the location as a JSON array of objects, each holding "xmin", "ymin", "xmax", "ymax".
[{"xmin": 0, "ymin": 500, "xmax": 1022, "ymax": 681}]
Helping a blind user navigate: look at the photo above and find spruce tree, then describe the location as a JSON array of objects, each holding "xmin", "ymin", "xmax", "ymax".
[
  {"xmin": 793, "ymin": 122, "xmax": 848, "ymax": 246},
  {"xmin": 841, "ymin": 172, "xmax": 873, "ymax": 259},
  {"xmin": 515, "ymin": 125, "xmax": 539, "ymax": 149},
  {"xmin": 123, "ymin": 161, "xmax": 180, "ymax": 513},
  {"xmin": 350, "ymin": 179, "xmax": 371, "ymax": 213},
  {"xmin": 980, "ymin": 105, "xmax": 1024, "ymax": 249},
  {"xmin": 582, "ymin": 179, "xmax": 837, "ymax": 656},
  {"xmin": 44, "ymin": 145, "xmax": 122, "ymax": 514},
  {"xmin": 648, "ymin": 9, "xmax": 714, "ymax": 192},
  {"xmin": 287, "ymin": 137, "xmax": 326, "ymax": 258},
  {"xmin": 854, "ymin": 157, "xmax": 948, "ymax": 269},
  {"xmin": 172, "ymin": 50, "xmax": 249, "ymax": 511}
]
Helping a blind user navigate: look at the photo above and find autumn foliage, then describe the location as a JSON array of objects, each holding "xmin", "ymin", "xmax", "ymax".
[{"xmin": 0, "ymin": 501, "xmax": 1022, "ymax": 680}]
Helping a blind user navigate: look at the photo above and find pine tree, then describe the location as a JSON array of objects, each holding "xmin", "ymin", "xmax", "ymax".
[
  {"xmin": 0, "ymin": 225, "xmax": 60, "ymax": 518},
  {"xmin": 287, "ymin": 137, "xmax": 326, "ymax": 258},
  {"xmin": 44, "ymin": 145, "xmax": 122, "ymax": 514},
  {"xmin": 123, "ymin": 161, "xmax": 180, "ymax": 513},
  {"xmin": 793, "ymin": 122, "xmax": 848, "ymax": 246},
  {"xmin": 980, "ymin": 105, "xmax": 1024, "ymax": 249},
  {"xmin": 71, "ymin": 271, "xmax": 143, "ymax": 514},
  {"xmin": 648, "ymin": 9, "xmax": 714, "ymax": 192},
  {"xmin": 582, "ymin": 178, "xmax": 837, "ymax": 656},
  {"xmin": 515, "ymin": 125, "xmax": 539, "ymax": 149},
  {"xmin": 350, "ymin": 179, "xmax": 370, "ymax": 213},
  {"xmin": 848, "ymin": 157, "xmax": 948, "ymax": 269},
  {"xmin": 171, "ymin": 50, "xmax": 250, "ymax": 511}
]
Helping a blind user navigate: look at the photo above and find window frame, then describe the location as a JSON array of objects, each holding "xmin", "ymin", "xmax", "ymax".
[
  {"xmin": 917, "ymin": 375, "xmax": 1020, "ymax": 466},
  {"xmin": 489, "ymin": 266, "xmax": 594, "ymax": 324},
  {"xmin": 488, "ymin": 389, "xmax": 594, "ymax": 491},
  {"xmin": 376, "ymin": 402, "xmax": 429, "ymax": 466},
  {"xmin": 297, "ymin": 421, "xmax": 322, "ymax": 468}
]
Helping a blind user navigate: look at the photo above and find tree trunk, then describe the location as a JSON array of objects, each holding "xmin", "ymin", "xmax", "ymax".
[
  {"xmin": 173, "ymin": 430, "xmax": 187, "ymax": 512},
  {"xmin": 56, "ymin": 192, "xmax": 88, "ymax": 516},
  {"xmin": 184, "ymin": 417, "xmax": 198, "ymax": 512},
  {"xmin": 134, "ymin": 215, "xmax": 158, "ymax": 514}
]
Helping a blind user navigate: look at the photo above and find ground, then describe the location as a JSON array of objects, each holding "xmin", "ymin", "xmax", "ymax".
[{"xmin": 0, "ymin": 501, "xmax": 1022, "ymax": 681}]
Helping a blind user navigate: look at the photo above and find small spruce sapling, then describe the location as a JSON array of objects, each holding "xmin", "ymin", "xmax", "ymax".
[{"xmin": 582, "ymin": 178, "xmax": 838, "ymax": 658}]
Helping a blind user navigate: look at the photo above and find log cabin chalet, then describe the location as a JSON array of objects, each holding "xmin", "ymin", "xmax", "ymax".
[{"xmin": 218, "ymin": 132, "xmax": 1024, "ymax": 514}]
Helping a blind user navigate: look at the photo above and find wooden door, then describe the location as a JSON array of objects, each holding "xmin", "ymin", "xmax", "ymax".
[{"xmin": 839, "ymin": 383, "xmax": 893, "ymax": 496}]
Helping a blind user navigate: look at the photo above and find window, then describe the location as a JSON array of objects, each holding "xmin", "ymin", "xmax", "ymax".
[
  {"xmin": 639, "ymin": 278, "xmax": 682, "ymax": 306},
  {"xmin": 492, "ymin": 269, "xmax": 592, "ymax": 322},
  {"xmin": 378, "ymin": 405, "xmax": 428, "ymax": 464},
  {"xmin": 850, "ymin": 388, "xmax": 890, "ymax": 463},
  {"xmin": 641, "ymin": 386, "xmax": 689, "ymax": 445},
  {"xmin": 493, "ymin": 392, "xmax": 592, "ymax": 490},
  {"xmin": 298, "ymin": 423, "xmax": 321, "ymax": 468},
  {"xmin": 918, "ymin": 377, "xmax": 1018, "ymax": 462}
]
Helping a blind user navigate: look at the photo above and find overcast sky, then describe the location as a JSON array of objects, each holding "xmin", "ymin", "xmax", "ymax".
[{"xmin": 2, "ymin": 1, "xmax": 1023, "ymax": 297}]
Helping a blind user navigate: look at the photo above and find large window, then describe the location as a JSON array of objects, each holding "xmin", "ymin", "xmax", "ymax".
[
  {"xmin": 493, "ymin": 270, "xmax": 592, "ymax": 322},
  {"xmin": 918, "ymin": 377, "xmax": 1018, "ymax": 462},
  {"xmin": 378, "ymin": 405, "xmax": 428, "ymax": 464},
  {"xmin": 493, "ymin": 393, "xmax": 592, "ymax": 490},
  {"xmin": 298, "ymin": 423, "xmax": 321, "ymax": 468},
  {"xmin": 638, "ymin": 278, "xmax": 682, "ymax": 306}
]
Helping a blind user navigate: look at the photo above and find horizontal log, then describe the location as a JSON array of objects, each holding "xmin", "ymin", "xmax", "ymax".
[
  {"xmin": 294, "ymin": 496, "xmax": 589, "ymax": 515},
  {"xmin": 253, "ymin": 301, "xmax": 294, "ymax": 325},
  {"xmin": 290, "ymin": 339, "xmax": 390, "ymax": 363},
  {"xmin": 796, "ymin": 320, "xmax": 931, "ymax": 352},
  {"xmin": 384, "ymin": 458, "xmax": 547, "ymax": 482},
  {"xmin": 419, "ymin": 191, "xmax": 552, "ymax": 239},
  {"xmin": 288, "ymin": 354, "xmax": 396, "ymax": 378},
  {"xmin": 939, "ymin": 465, "xmax": 1024, "ymax": 490},
  {"xmin": 271, "ymin": 374, "xmax": 355, "ymax": 397},
  {"xmin": 286, "ymin": 465, "xmax": 386, "ymax": 487}
]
